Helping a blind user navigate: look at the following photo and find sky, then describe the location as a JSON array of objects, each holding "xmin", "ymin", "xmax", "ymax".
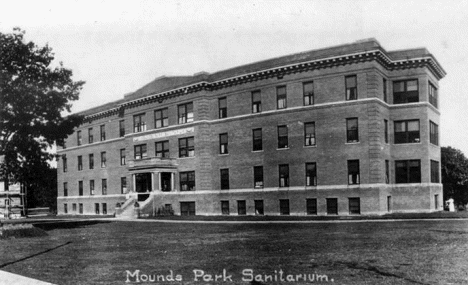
[{"xmin": 1, "ymin": 0, "xmax": 468, "ymax": 155}]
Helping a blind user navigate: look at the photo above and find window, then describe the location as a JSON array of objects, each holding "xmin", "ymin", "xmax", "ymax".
[
  {"xmin": 434, "ymin": 194, "xmax": 439, "ymax": 210},
  {"xmin": 179, "ymin": 137, "xmax": 194, "ymax": 158},
  {"xmin": 219, "ymin": 133, "xmax": 228, "ymax": 154},
  {"xmin": 178, "ymin": 102, "xmax": 194, "ymax": 124},
  {"xmin": 327, "ymin": 198, "xmax": 338, "ymax": 215},
  {"xmin": 102, "ymin": 203, "xmax": 107, "ymax": 215},
  {"xmin": 89, "ymin": 154, "xmax": 94, "ymax": 169},
  {"xmin": 384, "ymin": 120, "xmax": 388, "ymax": 143},
  {"xmin": 133, "ymin": 113, "xmax": 146, "ymax": 133},
  {"xmin": 279, "ymin": 164, "xmax": 289, "ymax": 187},
  {"xmin": 277, "ymin": 86, "xmax": 287, "ymax": 109},
  {"xmin": 306, "ymin": 162, "xmax": 317, "ymax": 186},
  {"xmin": 95, "ymin": 203, "xmax": 100, "ymax": 215},
  {"xmin": 385, "ymin": 160, "xmax": 390, "ymax": 184},
  {"xmin": 63, "ymin": 182, "xmax": 68, "ymax": 197},
  {"xmin": 62, "ymin": 155, "xmax": 67, "ymax": 172},
  {"xmin": 79, "ymin": 203, "xmax": 83, "ymax": 214},
  {"xmin": 252, "ymin": 90, "xmax": 261, "ymax": 113},
  {"xmin": 348, "ymin": 160, "xmax": 360, "ymax": 185},
  {"xmin": 387, "ymin": 196, "xmax": 392, "ymax": 212},
  {"xmin": 306, "ymin": 198, "xmax": 317, "ymax": 215},
  {"xmin": 221, "ymin": 201, "xmax": 229, "ymax": 215},
  {"xmin": 303, "ymin": 81, "xmax": 314, "ymax": 105},
  {"xmin": 102, "ymin": 179, "xmax": 107, "ymax": 195},
  {"xmin": 90, "ymin": 180, "xmax": 95, "ymax": 195},
  {"xmin": 77, "ymin": 156, "xmax": 83, "ymax": 171},
  {"xmin": 383, "ymin": 78, "xmax": 388, "ymax": 103},
  {"xmin": 430, "ymin": 121, "xmax": 439, "ymax": 145},
  {"xmin": 219, "ymin": 97, "xmax": 227, "ymax": 118},
  {"xmin": 429, "ymin": 82, "xmax": 438, "ymax": 108},
  {"xmin": 155, "ymin": 141, "xmax": 170, "ymax": 158},
  {"xmin": 180, "ymin": 171, "xmax": 195, "ymax": 191},
  {"xmin": 64, "ymin": 204, "xmax": 68, "ymax": 214},
  {"xmin": 88, "ymin": 128, "xmax": 93, "ymax": 143},
  {"xmin": 395, "ymin": 160, "xmax": 421, "ymax": 183},
  {"xmin": 252, "ymin": 128, "xmax": 262, "ymax": 151},
  {"xmin": 78, "ymin": 181, "xmax": 83, "ymax": 196},
  {"xmin": 100, "ymin": 125, "xmax": 106, "ymax": 141},
  {"xmin": 120, "ymin": 149, "xmax": 126, "ymax": 165},
  {"xmin": 101, "ymin": 152, "xmax": 106, "ymax": 168},
  {"xmin": 180, "ymin": 202, "xmax": 195, "ymax": 216},
  {"xmin": 304, "ymin": 122, "xmax": 316, "ymax": 146},
  {"xmin": 155, "ymin": 108, "xmax": 168, "ymax": 129},
  {"xmin": 254, "ymin": 166, "xmax": 264, "ymax": 188},
  {"xmin": 393, "ymin": 79, "xmax": 419, "ymax": 104},
  {"xmin": 220, "ymin": 169, "xmax": 229, "ymax": 190},
  {"xmin": 121, "ymin": 177, "xmax": 127, "ymax": 194},
  {"xmin": 349, "ymin": 198, "xmax": 361, "ymax": 214},
  {"xmin": 237, "ymin": 200, "xmax": 246, "ymax": 215},
  {"xmin": 119, "ymin": 120, "xmax": 125, "ymax": 137},
  {"xmin": 394, "ymin": 120, "xmax": 420, "ymax": 144},
  {"xmin": 77, "ymin": 130, "xmax": 82, "ymax": 146},
  {"xmin": 277, "ymin": 125, "xmax": 288, "ymax": 148},
  {"xmin": 346, "ymin": 118, "xmax": 359, "ymax": 143},
  {"xmin": 134, "ymin": 144, "xmax": 147, "ymax": 160},
  {"xmin": 345, "ymin": 75, "xmax": 357, "ymax": 100},
  {"xmin": 72, "ymin": 203, "xmax": 77, "ymax": 212},
  {"xmin": 431, "ymin": 160, "xmax": 440, "ymax": 183},
  {"xmin": 280, "ymin": 199, "xmax": 290, "ymax": 215},
  {"xmin": 255, "ymin": 200, "xmax": 264, "ymax": 215}
]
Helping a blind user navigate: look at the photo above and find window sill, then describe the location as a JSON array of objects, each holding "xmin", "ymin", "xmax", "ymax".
[
  {"xmin": 218, "ymin": 153, "xmax": 229, "ymax": 156},
  {"xmin": 178, "ymin": 156, "xmax": 195, "ymax": 160},
  {"xmin": 252, "ymin": 150, "xmax": 264, "ymax": 153},
  {"xmin": 394, "ymin": 142, "xmax": 421, "ymax": 145},
  {"xmin": 303, "ymin": 145, "xmax": 317, "ymax": 148},
  {"xmin": 277, "ymin": 147, "xmax": 290, "ymax": 151},
  {"xmin": 345, "ymin": 142, "xmax": 360, "ymax": 145}
]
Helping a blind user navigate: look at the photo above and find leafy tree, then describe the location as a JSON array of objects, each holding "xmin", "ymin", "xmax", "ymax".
[
  {"xmin": 26, "ymin": 167, "xmax": 58, "ymax": 212},
  {"xmin": 0, "ymin": 28, "xmax": 84, "ymax": 203},
  {"xmin": 441, "ymin": 146, "xmax": 468, "ymax": 208}
]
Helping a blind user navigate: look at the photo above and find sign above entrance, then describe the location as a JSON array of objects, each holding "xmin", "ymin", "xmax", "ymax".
[{"xmin": 133, "ymin": 127, "xmax": 195, "ymax": 142}]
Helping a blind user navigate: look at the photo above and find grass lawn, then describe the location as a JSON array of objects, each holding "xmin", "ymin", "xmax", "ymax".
[{"xmin": 0, "ymin": 219, "xmax": 467, "ymax": 284}]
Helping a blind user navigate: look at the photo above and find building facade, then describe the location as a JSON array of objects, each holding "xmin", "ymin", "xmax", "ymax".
[{"xmin": 57, "ymin": 39, "xmax": 445, "ymax": 216}]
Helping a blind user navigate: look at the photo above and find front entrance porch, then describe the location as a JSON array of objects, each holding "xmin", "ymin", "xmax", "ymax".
[{"xmin": 131, "ymin": 170, "xmax": 177, "ymax": 201}]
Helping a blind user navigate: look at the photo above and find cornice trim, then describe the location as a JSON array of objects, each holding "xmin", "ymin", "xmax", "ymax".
[{"xmin": 83, "ymin": 49, "xmax": 446, "ymax": 120}]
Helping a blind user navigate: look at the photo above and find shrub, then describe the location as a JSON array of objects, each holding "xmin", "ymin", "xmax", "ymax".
[{"xmin": 0, "ymin": 223, "xmax": 48, "ymax": 239}]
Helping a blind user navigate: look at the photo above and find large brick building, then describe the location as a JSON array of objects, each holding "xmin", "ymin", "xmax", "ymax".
[{"xmin": 57, "ymin": 39, "xmax": 445, "ymax": 216}]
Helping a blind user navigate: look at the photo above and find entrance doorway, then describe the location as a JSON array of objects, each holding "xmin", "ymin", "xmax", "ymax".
[
  {"xmin": 135, "ymin": 173, "xmax": 152, "ymax": 201},
  {"xmin": 161, "ymin": 172, "xmax": 172, "ymax": 192}
]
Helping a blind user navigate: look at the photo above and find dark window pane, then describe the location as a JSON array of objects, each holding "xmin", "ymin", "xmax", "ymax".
[
  {"xmin": 280, "ymin": 199, "xmax": 290, "ymax": 215},
  {"xmin": 279, "ymin": 164, "xmax": 289, "ymax": 187},
  {"xmin": 327, "ymin": 198, "xmax": 338, "ymax": 215},
  {"xmin": 306, "ymin": 199, "xmax": 317, "ymax": 215},
  {"xmin": 349, "ymin": 198, "xmax": 361, "ymax": 214}
]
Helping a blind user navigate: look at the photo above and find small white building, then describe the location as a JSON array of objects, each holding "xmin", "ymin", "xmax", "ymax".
[{"xmin": 0, "ymin": 181, "xmax": 24, "ymax": 219}]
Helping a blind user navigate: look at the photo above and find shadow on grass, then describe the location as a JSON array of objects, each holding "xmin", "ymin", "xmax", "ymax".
[
  {"xmin": 0, "ymin": 241, "xmax": 72, "ymax": 269},
  {"xmin": 331, "ymin": 261, "xmax": 430, "ymax": 285},
  {"xmin": 33, "ymin": 220, "xmax": 111, "ymax": 231}
]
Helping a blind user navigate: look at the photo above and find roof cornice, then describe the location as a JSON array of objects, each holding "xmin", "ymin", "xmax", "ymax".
[{"xmin": 84, "ymin": 49, "xmax": 446, "ymax": 120}]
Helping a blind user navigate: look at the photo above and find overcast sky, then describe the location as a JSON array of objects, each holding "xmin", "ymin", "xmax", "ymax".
[{"xmin": 1, "ymin": 0, "xmax": 468, "ymax": 155}]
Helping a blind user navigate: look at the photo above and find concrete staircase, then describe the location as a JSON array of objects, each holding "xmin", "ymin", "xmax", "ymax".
[{"xmin": 115, "ymin": 193, "xmax": 154, "ymax": 219}]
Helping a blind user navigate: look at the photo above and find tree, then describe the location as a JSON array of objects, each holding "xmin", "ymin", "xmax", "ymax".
[
  {"xmin": 0, "ymin": 28, "xmax": 84, "ymax": 204},
  {"xmin": 441, "ymin": 146, "xmax": 468, "ymax": 208}
]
